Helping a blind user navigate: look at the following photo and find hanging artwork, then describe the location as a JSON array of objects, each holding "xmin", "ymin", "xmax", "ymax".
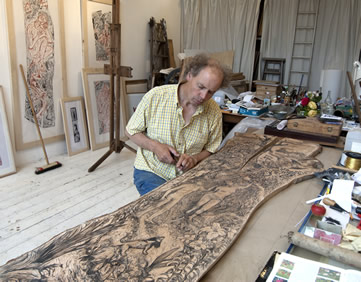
[
  {"xmin": 6, "ymin": 0, "xmax": 66, "ymax": 150},
  {"xmin": 60, "ymin": 97, "xmax": 90, "ymax": 156},
  {"xmin": 82, "ymin": 68, "xmax": 127, "ymax": 151},
  {"xmin": 0, "ymin": 87, "xmax": 16, "ymax": 178},
  {"xmin": 82, "ymin": 0, "xmax": 112, "ymax": 68}
]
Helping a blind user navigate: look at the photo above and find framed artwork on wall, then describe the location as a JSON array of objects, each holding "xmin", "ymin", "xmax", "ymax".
[
  {"xmin": 0, "ymin": 86, "xmax": 16, "ymax": 178},
  {"xmin": 6, "ymin": 0, "xmax": 67, "ymax": 150},
  {"xmin": 82, "ymin": 68, "xmax": 127, "ymax": 151},
  {"xmin": 60, "ymin": 97, "xmax": 90, "ymax": 156},
  {"xmin": 82, "ymin": 0, "xmax": 112, "ymax": 68}
]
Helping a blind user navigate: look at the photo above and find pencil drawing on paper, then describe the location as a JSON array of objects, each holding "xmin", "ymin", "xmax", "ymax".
[
  {"xmin": 23, "ymin": 0, "xmax": 55, "ymax": 128},
  {"xmin": 94, "ymin": 80, "xmax": 111, "ymax": 135},
  {"xmin": 92, "ymin": 10, "xmax": 111, "ymax": 61}
]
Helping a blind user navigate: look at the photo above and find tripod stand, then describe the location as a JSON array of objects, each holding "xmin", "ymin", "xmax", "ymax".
[{"xmin": 88, "ymin": 0, "xmax": 135, "ymax": 172}]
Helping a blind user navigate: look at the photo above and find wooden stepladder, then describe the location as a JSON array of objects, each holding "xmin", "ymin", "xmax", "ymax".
[
  {"xmin": 148, "ymin": 17, "xmax": 170, "ymax": 89},
  {"xmin": 88, "ymin": 0, "xmax": 136, "ymax": 172}
]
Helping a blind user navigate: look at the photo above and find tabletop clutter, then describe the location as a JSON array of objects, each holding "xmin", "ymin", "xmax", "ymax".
[
  {"xmin": 307, "ymin": 168, "xmax": 361, "ymax": 251},
  {"xmin": 215, "ymin": 79, "xmax": 361, "ymax": 145}
]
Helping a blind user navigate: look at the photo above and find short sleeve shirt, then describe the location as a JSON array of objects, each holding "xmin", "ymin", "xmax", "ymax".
[{"xmin": 126, "ymin": 84, "xmax": 222, "ymax": 180}]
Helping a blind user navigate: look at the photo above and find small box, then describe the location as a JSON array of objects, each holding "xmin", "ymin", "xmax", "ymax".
[
  {"xmin": 239, "ymin": 105, "xmax": 268, "ymax": 117},
  {"xmin": 253, "ymin": 80, "xmax": 281, "ymax": 100}
]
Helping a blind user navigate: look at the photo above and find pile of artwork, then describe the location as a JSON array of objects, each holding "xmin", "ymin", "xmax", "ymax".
[{"xmin": 0, "ymin": 134, "xmax": 323, "ymax": 281}]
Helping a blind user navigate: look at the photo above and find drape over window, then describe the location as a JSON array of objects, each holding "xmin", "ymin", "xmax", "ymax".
[
  {"xmin": 181, "ymin": 0, "xmax": 261, "ymax": 83},
  {"xmin": 261, "ymin": 0, "xmax": 361, "ymax": 98}
]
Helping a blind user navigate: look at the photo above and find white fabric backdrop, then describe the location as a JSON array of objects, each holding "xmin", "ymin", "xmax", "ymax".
[
  {"xmin": 181, "ymin": 0, "xmax": 361, "ymax": 98},
  {"xmin": 181, "ymin": 0, "xmax": 261, "ymax": 83},
  {"xmin": 260, "ymin": 0, "xmax": 361, "ymax": 98}
]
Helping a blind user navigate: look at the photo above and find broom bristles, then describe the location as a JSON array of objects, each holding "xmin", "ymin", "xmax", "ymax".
[{"xmin": 35, "ymin": 161, "xmax": 62, "ymax": 174}]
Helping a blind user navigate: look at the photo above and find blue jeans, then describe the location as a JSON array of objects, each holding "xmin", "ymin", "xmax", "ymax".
[{"xmin": 133, "ymin": 168, "xmax": 167, "ymax": 196}]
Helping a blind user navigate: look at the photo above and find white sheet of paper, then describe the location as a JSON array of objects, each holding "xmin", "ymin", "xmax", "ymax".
[
  {"xmin": 329, "ymin": 179, "xmax": 354, "ymax": 212},
  {"xmin": 243, "ymin": 94, "xmax": 253, "ymax": 102}
]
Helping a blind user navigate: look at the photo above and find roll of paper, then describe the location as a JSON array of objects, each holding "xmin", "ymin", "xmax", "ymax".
[{"xmin": 320, "ymin": 69, "xmax": 342, "ymax": 103}]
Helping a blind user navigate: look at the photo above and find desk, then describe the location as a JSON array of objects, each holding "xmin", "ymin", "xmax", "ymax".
[
  {"xmin": 222, "ymin": 110, "xmax": 247, "ymax": 136},
  {"xmin": 201, "ymin": 146, "xmax": 344, "ymax": 281}
]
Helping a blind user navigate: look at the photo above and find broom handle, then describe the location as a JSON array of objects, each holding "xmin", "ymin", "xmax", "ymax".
[{"xmin": 19, "ymin": 64, "xmax": 50, "ymax": 165}]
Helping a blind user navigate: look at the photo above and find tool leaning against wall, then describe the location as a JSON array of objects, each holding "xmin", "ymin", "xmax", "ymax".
[{"xmin": 19, "ymin": 64, "xmax": 62, "ymax": 174}]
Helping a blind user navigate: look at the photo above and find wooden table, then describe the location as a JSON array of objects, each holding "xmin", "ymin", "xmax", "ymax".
[
  {"xmin": 222, "ymin": 110, "xmax": 247, "ymax": 136},
  {"xmin": 201, "ymin": 146, "xmax": 344, "ymax": 281}
]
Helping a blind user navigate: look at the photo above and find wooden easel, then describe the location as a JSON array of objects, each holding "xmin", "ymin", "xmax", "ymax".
[{"xmin": 88, "ymin": 0, "xmax": 135, "ymax": 172}]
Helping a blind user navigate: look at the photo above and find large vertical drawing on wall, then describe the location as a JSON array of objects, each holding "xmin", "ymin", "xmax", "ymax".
[
  {"xmin": 92, "ymin": 10, "xmax": 111, "ymax": 62},
  {"xmin": 94, "ymin": 80, "xmax": 111, "ymax": 135},
  {"xmin": 82, "ymin": 68, "xmax": 127, "ymax": 151},
  {"xmin": 82, "ymin": 0, "xmax": 112, "ymax": 68},
  {"xmin": 23, "ymin": 0, "xmax": 55, "ymax": 128},
  {"xmin": 6, "ymin": 0, "xmax": 66, "ymax": 150}
]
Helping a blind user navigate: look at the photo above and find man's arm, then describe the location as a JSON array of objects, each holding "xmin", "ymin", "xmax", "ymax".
[{"xmin": 125, "ymin": 129, "xmax": 178, "ymax": 165}]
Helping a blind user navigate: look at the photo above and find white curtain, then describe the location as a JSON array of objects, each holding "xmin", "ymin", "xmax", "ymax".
[
  {"xmin": 260, "ymin": 0, "xmax": 361, "ymax": 98},
  {"xmin": 259, "ymin": 0, "xmax": 298, "ymax": 84},
  {"xmin": 181, "ymin": 0, "xmax": 261, "ymax": 82}
]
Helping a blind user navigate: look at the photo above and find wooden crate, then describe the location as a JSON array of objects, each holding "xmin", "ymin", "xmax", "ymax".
[
  {"xmin": 253, "ymin": 80, "xmax": 281, "ymax": 100},
  {"xmin": 287, "ymin": 117, "xmax": 342, "ymax": 137}
]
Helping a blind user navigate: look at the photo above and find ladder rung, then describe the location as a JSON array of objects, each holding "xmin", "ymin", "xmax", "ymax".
[
  {"xmin": 294, "ymin": 42, "xmax": 313, "ymax": 44},
  {"xmin": 264, "ymin": 70, "xmax": 281, "ymax": 75},
  {"xmin": 292, "ymin": 56, "xmax": 311, "ymax": 59},
  {"xmin": 290, "ymin": 70, "xmax": 309, "ymax": 74},
  {"xmin": 298, "ymin": 12, "xmax": 317, "ymax": 14},
  {"xmin": 296, "ymin": 26, "xmax": 315, "ymax": 29}
]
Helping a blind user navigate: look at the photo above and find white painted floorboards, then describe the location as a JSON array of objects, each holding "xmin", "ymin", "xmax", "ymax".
[{"xmin": 0, "ymin": 144, "xmax": 139, "ymax": 266}]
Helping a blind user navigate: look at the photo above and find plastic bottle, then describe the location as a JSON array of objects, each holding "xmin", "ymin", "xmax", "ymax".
[{"xmin": 264, "ymin": 91, "xmax": 271, "ymax": 106}]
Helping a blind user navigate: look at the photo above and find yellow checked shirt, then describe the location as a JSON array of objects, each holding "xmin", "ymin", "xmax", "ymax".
[{"xmin": 126, "ymin": 84, "xmax": 222, "ymax": 181}]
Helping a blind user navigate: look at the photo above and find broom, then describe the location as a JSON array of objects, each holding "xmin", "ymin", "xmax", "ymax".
[{"xmin": 19, "ymin": 64, "xmax": 62, "ymax": 174}]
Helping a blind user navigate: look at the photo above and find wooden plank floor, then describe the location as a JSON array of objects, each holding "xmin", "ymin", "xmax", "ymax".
[{"xmin": 0, "ymin": 143, "xmax": 139, "ymax": 266}]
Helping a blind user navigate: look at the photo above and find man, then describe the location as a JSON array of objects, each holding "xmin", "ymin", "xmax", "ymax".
[{"xmin": 125, "ymin": 54, "xmax": 231, "ymax": 195}]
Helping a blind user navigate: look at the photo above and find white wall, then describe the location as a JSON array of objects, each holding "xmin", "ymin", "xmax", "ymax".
[{"xmin": 0, "ymin": 0, "xmax": 180, "ymax": 167}]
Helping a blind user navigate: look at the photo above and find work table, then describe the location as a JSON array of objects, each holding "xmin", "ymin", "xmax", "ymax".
[{"xmin": 201, "ymin": 146, "xmax": 345, "ymax": 281}]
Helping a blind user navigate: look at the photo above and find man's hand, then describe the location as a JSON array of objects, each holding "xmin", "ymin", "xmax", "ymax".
[
  {"xmin": 176, "ymin": 154, "xmax": 198, "ymax": 172},
  {"xmin": 154, "ymin": 143, "xmax": 179, "ymax": 165}
]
